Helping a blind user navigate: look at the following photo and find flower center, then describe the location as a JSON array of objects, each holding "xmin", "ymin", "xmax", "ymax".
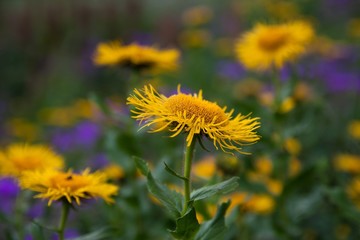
[
  {"xmin": 165, "ymin": 94, "xmax": 228, "ymax": 124},
  {"xmin": 50, "ymin": 173, "xmax": 88, "ymax": 190},
  {"xmin": 258, "ymin": 28, "xmax": 288, "ymax": 51}
]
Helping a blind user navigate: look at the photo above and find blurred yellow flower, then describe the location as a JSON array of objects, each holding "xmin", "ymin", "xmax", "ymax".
[
  {"xmin": 346, "ymin": 178, "xmax": 360, "ymax": 209},
  {"xmin": 20, "ymin": 168, "xmax": 118, "ymax": 206},
  {"xmin": 284, "ymin": 137, "xmax": 302, "ymax": 156},
  {"xmin": 179, "ymin": 29, "xmax": 211, "ymax": 48},
  {"xmin": 242, "ymin": 194, "xmax": 275, "ymax": 214},
  {"xmin": 293, "ymin": 82, "xmax": 313, "ymax": 102},
  {"xmin": 39, "ymin": 107, "xmax": 76, "ymax": 126},
  {"xmin": 348, "ymin": 120, "xmax": 360, "ymax": 140},
  {"xmin": 127, "ymin": 84, "xmax": 260, "ymax": 154},
  {"xmin": 222, "ymin": 192, "xmax": 247, "ymax": 213},
  {"xmin": 193, "ymin": 155, "xmax": 216, "ymax": 180},
  {"xmin": 265, "ymin": 179, "xmax": 283, "ymax": 195},
  {"xmin": 101, "ymin": 163, "xmax": 125, "ymax": 181},
  {"xmin": 93, "ymin": 41, "xmax": 180, "ymax": 73},
  {"xmin": 334, "ymin": 154, "xmax": 360, "ymax": 174},
  {"xmin": 7, "ymin": 118, "xmax": 39, "ymax": 141},
  {"xmin": 0, "ymin": 144, "xmax": 64, "ymax": 178},
  {"xmin": 347, "ymin": 18, "xmax": 360, "ymax": 39},
  {"xmin": 255, "ymin": 156, "xmax": 273, "ymax": 176},
  {"xmin": 289, "ymin": 157, "xmax": 302, "ymax": 177},
  {"xmin": 233, "ymin": 78, "xmax": 264, "ymax": 99},
  {"xmin": 279, "ymin": 97, "xmax": 296, "ymax": 113},
  {"xmin": 196, "ymin": 204, "xmax": 217, "ymax": 223},
  {"xmin": 182, "ymin": 6, "xmax": 213, "ymax": 26},
  {"xmin": 235, "ymin": 21, "xmax": 314, "ymax": 70}
]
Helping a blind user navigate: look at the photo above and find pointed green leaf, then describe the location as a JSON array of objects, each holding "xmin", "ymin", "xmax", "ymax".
[
  {"xmin": 190, "ymin": 177, "xmax": 240, "ymax": 202},
  {"xmin": 195, "ymin": 201, "xmax": 230, "ymax": 240},
  {"xmin": 133, "ymin": 156, "xmax": 183, "ymax": 218},
  {"xmin": 169, "ymin": 207, "xmax": 200, "ymax": 240},
  {"xmin": 147, "ymin": 172, "xmax": 183, "ymax": 218},
  {"xmin": 164, "ymin": 162, "xmax": 188, "ymax": 181},
  {"xmin": 133, "ymin": 156, "xmax": 149, "ymax": 176}
]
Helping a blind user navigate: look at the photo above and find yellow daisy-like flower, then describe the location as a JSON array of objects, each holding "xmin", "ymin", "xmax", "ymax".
[
  {"xmin": 127, "ymin": 84, "xmax": 260, "ymax": 154},
  {"xmin": 20, "ymin": 168, "xmax": 119, "ymax": 206},
  {"xmin": 93, "ymin": 41, "xmax": 180, "ymax": 73},
  {"xmin": 235, "ymin": 21, "xmax": 314, "ymax": 70},
  {"xmin": 0, "ymin": 144, "xmax": 64, "ymax": 178}
]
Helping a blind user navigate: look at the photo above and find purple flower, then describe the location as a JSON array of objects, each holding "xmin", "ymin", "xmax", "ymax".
[
  {"xmin": 0, "ymin": 177, "xmax": 20, "ymax": 215},
  {"xmin": 217, "ymin": 60, "xmax": 245, "ymax": 80}
]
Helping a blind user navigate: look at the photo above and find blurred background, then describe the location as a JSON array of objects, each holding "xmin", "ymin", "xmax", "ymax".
[{"xmin": 1, "ymin": 0, "xmax": 360, "ymax": 239}]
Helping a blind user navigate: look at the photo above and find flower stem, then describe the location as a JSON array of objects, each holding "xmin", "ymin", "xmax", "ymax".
[
  {"xmin": 58, "ymin": 201, "xmax": 70, "ymax": 240},
  {"xmin": 182, "ymin": 137, "xmax": 196, "ymax": 215}
]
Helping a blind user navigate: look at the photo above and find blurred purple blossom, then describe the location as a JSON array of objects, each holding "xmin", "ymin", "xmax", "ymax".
[
  {"xmin": 217, "ymin": 60, "xmax": 245, "ymax": 80},
  {"xmin": 0, "ymin": 177, "xmax": 20, "ymax": 215},
  {"xmin": 51, "ymin": 120, "xmax": 101, "ymax": 152},
  {"xmin": 89, "ymin": 153, "xmax": 110, "ymax": 169}
]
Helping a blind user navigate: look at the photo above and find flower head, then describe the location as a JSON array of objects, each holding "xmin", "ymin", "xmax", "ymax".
[
  {"xmin": 235, "ymin": 21, "xmax": 314, "ymax": 70},
  {"xmin": 127, "ymin": 84, "xmax": 260, "ymax": 154},
  {"xmin": 93, "ymin": 41, "xmax": 180, "ymax": 73},
  {"xmin": 20, "ymin": 168, "xmax": 118, "ymax": 206},
  {"xmin": 0, "ymin": 144, "xmax": 64, "ymax": 178}
]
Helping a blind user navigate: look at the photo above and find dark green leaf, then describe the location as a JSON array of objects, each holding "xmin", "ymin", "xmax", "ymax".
[
  {"xmin": 169, "ymin": 207, "xmax": 200, "ymax": 240},
  {"xmin": 133, "ymin": 156, "xmax": 183, "ymax": 218},
  {"xmin": 195, "ymin": 201, "xmax": 230, "ymax": 240},
  {"xmin": 190, "ymin": 177, "xmax": 240, "ymax": 202},
  {"xmin": 164, "ymin": 162, "xmax": 188, "ymax": 181},
  {"xmin": 133, "ymin": 156, "xmax": 149, "ymax": 176}
]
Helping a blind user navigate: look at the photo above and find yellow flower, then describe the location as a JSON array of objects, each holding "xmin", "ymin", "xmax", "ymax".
[
  {"xmin": 334, "ymin": 154, "xmax": 360, "ymax": 174},
  {"xmin": 193, "ymin": 155, "xmax": 216, "ymax": 180},
  {"xmin": 346, "ymin": 178, "xmax": 360, "ymax": 209},
  {"xmin": 0, "ymin": 144, "xmax": 64, "ymax": 178},
  {"xmin": 255, "ymin": 156, "xmax": 273, "ymax": 176},
  {"xmin": 242, "ymin": 194, "xmax": 275, "ymax": 214},
  {"xmin": 179, "ymin": 29, "xmax": 211, "ymax": 48},
  {"xmin": 93, "ymin": 41, "xmax": 180, "ymax": 73},
  {"xmin": 20, "ymin": 168, "xmax": 119, "ymax": 206},
  {"xmin": 127, "ymin": 84, "xmax": 260, "ymax": 154},
  {"xmin": 284, "ymin": 137, "xmax": 302, "ymax": 156},
  {"xmin": 235, "ymin": 21, "xmax": 314, "ymax": 70},
  {"xmin": 181, "ymin": 6, "xmax": 213, "ymax": 27},
  {"xmin": 348, "ymin": 120, "xmax": 360, "ymax": 140},
  {"xmin": 279, "ymin": 97, "xmax": 296, "ymax": 113},
  {"xmin": 289, "ymin": 157, "xmax": 301, "ymax": 177},
  {"xmin": 101, "ymin": 164, "xmax": 125, "ymax": 181}
]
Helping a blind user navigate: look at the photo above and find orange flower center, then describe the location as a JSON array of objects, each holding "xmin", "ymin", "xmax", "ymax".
[
  {"xmin": 50, "ymin": 173, "xmax": 88, "ymax": 190},
  {"xmin": 165, "ymin": 94, "xmax": 228, "ymax": 124},
  {"xmin": 258, "ymin": 28, "xmax": 289, "ymax": 51}
]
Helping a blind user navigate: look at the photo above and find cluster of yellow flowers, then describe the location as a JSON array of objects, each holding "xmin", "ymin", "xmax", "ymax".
[{"xmin": 0, "ymin": 144, "xmax": 119, "ymax": 206}]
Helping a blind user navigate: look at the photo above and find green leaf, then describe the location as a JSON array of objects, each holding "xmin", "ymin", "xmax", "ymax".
[
  {"xmin": 133, "ymin": 156, "xmax": 149, "ymax": 176},
  {"xmin": 147, "ymin": 172, "xmax": 183, "ymax": 218},
  {"xmin": 70, "ymin": 228, "xmax": 109, "ymax": 240},
  {"xmin": 169, "ymin": 207, "xmax": 200, "ymax": 240},
  {"xmin": 195, "ymin": 201, "xmax": 230, "ymax": 240},
  {"xmin": 133, "ymin": 156, "xmax": 183, "ymax": 218},
  {"xmin": 164, "ymin": 162, "xmax": 188, "ymax": 181},
  {"xmin": 190, "ymin": 177, "xmax": 240, "ymax": 202}
]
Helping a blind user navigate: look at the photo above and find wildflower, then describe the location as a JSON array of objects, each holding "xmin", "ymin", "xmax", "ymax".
[
  {"xmin": 284, "ymin": 137, "xmax": 302, "ymax": 156},
  {"xmin": 181, "ymin": 6, "xmax": 213, "ymax": 26},
  {"xmin": 289, "ymin": 157, "xmax": 301, "ymax": 177},
  {"xmin": 254, "ymin": 156, "xmax": 273, "ymax": 176},
  {"xmin": 127, "ymin": 84, "xmax": 260, "ymax": 153},
  {"xmin": 179, "ymin": 29, "xmax": 211, "ymax": 48},
  {"xmin": 193, "ymin": 155, "xmax": 216, "ymax": 180},
  {"xmin": 93, "ymin": 41, "xmax": 179, "ymax": 73},
  {"xmin": 0, "ymin": 144, "xmax": 64, "ymax": 178},
  {"xmin": 279, "ymin": 97, "xmax": 296, "ymax": 113},
  {"xmin": 348, "ymin": 120, "xmax": 360, "ymax": 140},
  {"xmin": 101, "ymin": 163, "xmax": 125, "ymax": 181},
  {"xmin": 235, "ymin": 21, "xmax": 314, "ymax": 70},
  {"xmin": 334, "ymin": 154, "xmax": 360, "ymax": 174},
  {"xmin": 19, "ymin": 168, "xmax": 118, "ymax": 206},
  {"xmin": 242, "ymin": 194, "xmax": 275, "ymax": 214}
]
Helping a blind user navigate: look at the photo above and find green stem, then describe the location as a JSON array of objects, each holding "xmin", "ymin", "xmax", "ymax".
[
  {"xmin": 271, "ymin": 67, "xmax": 282, "ymax": 108},
  {"xmin": 58, "ymin": 201, "xmax": 70, "ymax": 240},
  {"xmin": 182, "ymin": 137, "xmax": 196, "ymax": 215}
]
